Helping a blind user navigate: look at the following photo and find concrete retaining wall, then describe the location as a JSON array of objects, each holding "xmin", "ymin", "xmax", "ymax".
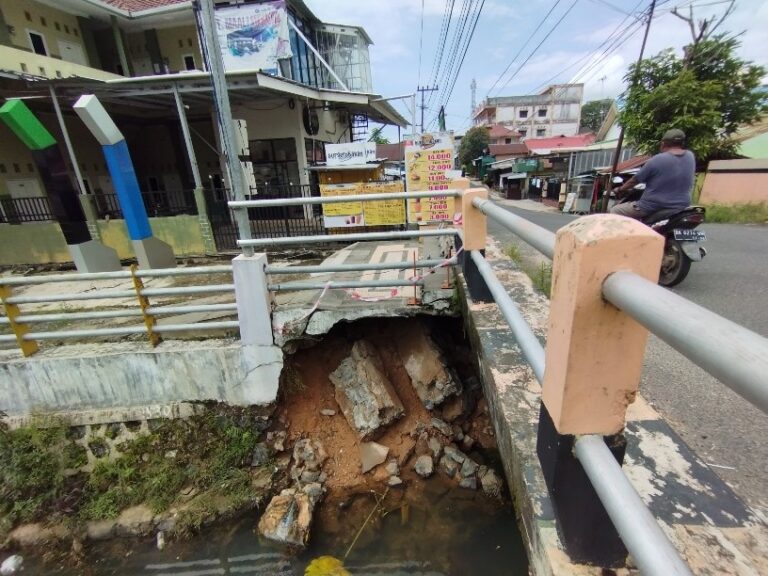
[{"xmin": 0, "ymin": 340, "xmax": 282, "ymax": 424}]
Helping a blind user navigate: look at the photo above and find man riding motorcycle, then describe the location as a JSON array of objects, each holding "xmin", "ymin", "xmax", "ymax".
[{"xmin": 610, "ymin": 128, "xmax": 695, "ymax": 219}]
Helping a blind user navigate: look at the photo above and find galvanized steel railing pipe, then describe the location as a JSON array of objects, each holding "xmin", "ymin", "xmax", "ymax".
[
  {"xmin": 238, "ymin": 229, "xmax": 458, "ymax": 248},
  {"xmin": 0, "ymin": 265, "xmax": 233, "ymax": 286},
  {"xmin": 470, "ymin": 251, "xmax": 546, "ymax": 382},
  {"xmin": 471, "ymin": 197, "xmax": 556, "ymax": 259},
  {"xmin": 268, "ymin": 279, "xmax": 425, "ymax": 292},
  {"xmin": 21, "ymin": 321, "xmax": 239, "ymax": 341},
  {"xmin": 228, "ymin": 189, "xmax": 462, "ymax": 209},
  {"xmin": 575, "ymin": 435, "xmax": 693, "ymax": 576},
  {"xmin": 603, "ymin": 271, "xmax": 768, "ymax": 414},
  {"xmin": 265, "ymin": 258, "xmax": 456, "ymax": 275}
]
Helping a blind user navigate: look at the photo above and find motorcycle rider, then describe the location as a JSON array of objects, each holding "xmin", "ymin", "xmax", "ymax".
[{"xmin": 610, "ymin": 128, "xmax": 695, "ymax": 220}]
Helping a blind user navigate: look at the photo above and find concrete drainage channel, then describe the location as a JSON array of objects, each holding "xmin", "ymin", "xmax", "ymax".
[{"xmin": 1, "ymin": 315, "xmax": 529, "ymax": 575}]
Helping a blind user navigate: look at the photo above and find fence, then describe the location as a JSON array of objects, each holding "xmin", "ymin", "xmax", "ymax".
[
  {"xmin": 93, "ymin": 190, "xmax": 198, "ymax": 219},
  {"xmin": 0, "ymin": 266, "xmax": 238, "ymax": 355},
  {"xmin": 0, "ymin": 196, "xmax": 56, "ymax": 223}
]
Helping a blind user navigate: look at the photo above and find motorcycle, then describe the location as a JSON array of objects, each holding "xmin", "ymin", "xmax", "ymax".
[{"xmin": 613, "ymin": 187, "xmax": 706, "ymax": 287}]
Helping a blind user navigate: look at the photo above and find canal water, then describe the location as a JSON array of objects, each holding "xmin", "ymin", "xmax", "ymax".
[{"xmin": 30, "ymin": 475, "xmax": 528, "ymax": 575}]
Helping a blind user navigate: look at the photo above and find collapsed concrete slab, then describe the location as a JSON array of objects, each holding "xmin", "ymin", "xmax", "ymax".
[
  {"xmin": 394, "ymin": 323, "xmax": 461, "ymax": 409},
  {"xmin": 329, "ymin": 340, "xmax": 404, "ymax": 439}
]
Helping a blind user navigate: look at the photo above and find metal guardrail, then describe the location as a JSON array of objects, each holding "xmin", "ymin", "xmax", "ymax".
[
  {"xmin": 0, "ymin": 266, "xmax": 239, "ymax": 354},
  {"xmin": 471, "ymin": 194, "xmax": 768, "ymax": 575}
]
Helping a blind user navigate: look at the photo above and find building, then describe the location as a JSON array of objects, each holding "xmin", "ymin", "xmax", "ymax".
[
  {"xmin": 0, "ymin": 0, "xmax": 407, "ymax": 260},
  {"xmin": 473, "ymin": 84, "xmax": 584, "ymax": 140},
  {"xmin": 524, "ymin": 133, "xmax": 596, "ymax": 155},
  {"xmin": 486, "ymin": 124, "xmax": 520, "ymax": 145}
]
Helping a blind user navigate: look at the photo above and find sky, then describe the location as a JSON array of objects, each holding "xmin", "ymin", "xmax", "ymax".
[{"xmin": 304, "ymin": 0, "xmax": 768, "ymax": 140}]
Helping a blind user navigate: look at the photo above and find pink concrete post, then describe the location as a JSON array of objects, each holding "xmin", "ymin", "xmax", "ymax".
[
  {"xmin": 461, "ymin": 188, "xmax": 488, "ymax": 251},
  {"xmin": 541, "ymin": 214, "xmax": 664, "ymax": 436}
]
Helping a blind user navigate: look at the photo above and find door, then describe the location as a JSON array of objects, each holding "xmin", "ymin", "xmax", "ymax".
[{"xmin": 57, "ymin": 40, "xmax": 88, "ymax": 66}]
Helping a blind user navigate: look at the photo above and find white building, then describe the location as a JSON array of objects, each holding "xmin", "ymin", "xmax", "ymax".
[{"xmin": 473, "ymin": 84, "xmax": 584, "ymax": 140}]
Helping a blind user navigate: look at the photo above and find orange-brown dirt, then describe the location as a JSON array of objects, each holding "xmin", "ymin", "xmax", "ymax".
[{"xmin": 278, "ymin": 318, "xmax": 497, "ymax": 502}]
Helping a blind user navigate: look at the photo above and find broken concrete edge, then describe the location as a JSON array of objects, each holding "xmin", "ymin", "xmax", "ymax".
[
  {"xmin": 456, "ymin": 248, "xmax": 768, "ymax": 575},
  {"xmin": 0, "ymin": 339, "xmax": 283, "ymax": 423},
  {"xmin": 272, "ymin": 288, "xmax": 458, "ymax": 349}
]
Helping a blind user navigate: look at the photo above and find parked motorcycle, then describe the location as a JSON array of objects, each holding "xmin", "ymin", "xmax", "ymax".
[{"xmin": 614, "ymin": 188, "xmax": 706, "ymax": 287}]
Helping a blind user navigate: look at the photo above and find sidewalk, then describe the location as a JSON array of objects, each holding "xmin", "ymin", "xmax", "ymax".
[{"xmin": 470, "ymin": 180, "xmax": 563, "ymax": 214}]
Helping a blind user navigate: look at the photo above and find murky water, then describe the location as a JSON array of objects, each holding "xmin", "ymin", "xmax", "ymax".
[{"xmin": 29, "ymin": 476, "xmax": 528, "ymax": 575}]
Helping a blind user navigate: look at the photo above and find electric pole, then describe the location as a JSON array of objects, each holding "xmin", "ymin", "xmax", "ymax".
[
  {"xmin": 603, "ymin": 0, "xmax": 657, "ymax": 212},
  {"xmin": 417, "ymin": 85, "xmax": 438, "ymax": 134},
  {"xmin": 470, "ymin": 78, "xmax": 477, "ymax": 119}
]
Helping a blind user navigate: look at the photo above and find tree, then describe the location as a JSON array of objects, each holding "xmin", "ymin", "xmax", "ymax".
[
  {"xmin": 458, "ymin": 126, "xmax": 490, "ymax": 174},
  {"xmin": 368, "ymin": 126, "xmax": 389, "ymax": 144},
  {"xmin": 580, "ymin": 99, "xmax": 613, "ymax": 134},
  {"xmin": 619, "ymin": 35, "xmax": 766, "ymax": 162}
]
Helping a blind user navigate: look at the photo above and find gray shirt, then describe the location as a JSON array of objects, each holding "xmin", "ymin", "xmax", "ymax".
[{"xmin": 634, "ymin": 150, "xmax": 695, "ymax": 213}]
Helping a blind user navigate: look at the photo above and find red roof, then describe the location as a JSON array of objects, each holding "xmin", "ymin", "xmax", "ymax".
[
  {"xmin": 487, "ymin": 124, "xmax": 519, "ymax": 139},
  {"xmin": 102, "ymin": 0, "xmax": 188, "ymax": 11},
  {"xmin": 489, "ymin": 143, "xmax": 528, "ymax": 157},
  {"xmin": 525, "ymin": 133, "xmax": 596, "ymax": 150},
  {"xmin": 596, "ymin": 155, "xmax": 651, "ymax": 174}
]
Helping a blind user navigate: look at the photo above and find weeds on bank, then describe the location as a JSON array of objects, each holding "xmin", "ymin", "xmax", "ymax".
[
  {"xmin": 704, "ymin": 202, "xmax": 768, "ymax": 224},
  {"xmin": 505, "ymin": 245, "xmax": 552, "ymax": 297},
  {"xmin": 0, "ymin": 407, "xmax": 267, "ymax": 538}
]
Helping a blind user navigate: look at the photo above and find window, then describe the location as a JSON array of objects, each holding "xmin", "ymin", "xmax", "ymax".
[
  {"xmin": 0, "ymin": 164, "xmax": 6, "ymax": 174},
  {"xmin": 24, "ymin": 11, "xmax": 32, "ymax": 22},
  {"xmin": 519, "ymin": 110, "xmax": 528, "ymax": 119},
  {"xmin": 538, "ymin": 109, "xmax": 547, "ymax": 117},
  {"xmin": 55, "ymin": 70, "xmax": 62, "ymax": 78},
  {"xmin": 38, "ymin": 66, "xmax": 46, "ymax": 76},
  {"xmin": 182, "ymin": 54, "xmax": 196, "ymax": 71},
  {"xmin": 249, "ymin": 138, "xmax": 299, "ymax": 188},
  {"xmin": 73, "ymin": 28, "xmax": 79, "ymax": 37},
  {"xmin": 505, "ymin": 138, "xmax": 512, "ymax": 144},
  {"xmin": 27, "ymin": 163, "xmax": 34, "ymax": 173},
  {"xmin": 40, "ymin": 16, "xmax": 47, "ymax": 27},
  {"xmin": 187, "ymin": 38, "xmax": 193, "ymax": 47},
  {"xmin": 178, "ymin": 39, "xmax": 183, "ymax": 48},
  {"xmin": 64, "ymin": 24, "xmax": 70, "ymax": 34},
  {"xmin": 28, "ymin": 31, "xmax": 47, "ymax": 56},
  {"xmin": 20, "ymin": 63, "xmax": 28, "ymax": 72},
  {"xmin": 536, "ymin": 128, "xmax": 546, "ymax": 137},
  {"xmin": 519, "ymin": 129, "xmax": 527, "ymax": 138},
  {"xmin": 13, "ymin": 163, "xmax": 21, "ymax": 173},
  {"xmin": 55, "ymin": 22, "xmax": 61, "ymax": 31}
]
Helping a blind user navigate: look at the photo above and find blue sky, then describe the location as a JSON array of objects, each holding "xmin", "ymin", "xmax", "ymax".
[{"xmin": 305, "ymin": 0, "xmax": 768, "ymax": 140}]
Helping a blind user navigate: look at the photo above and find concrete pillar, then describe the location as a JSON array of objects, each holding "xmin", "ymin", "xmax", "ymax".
[
  {"xmin": 110, "ymin": 15, "xmax": 130, "ymax": 76},
  {"xmin": 541, "ymin": 214, "xmax": 664, "ymax": 435},
  {"xmin": 193, "ymin": 187, "xmax": 217, "ymax": 254},
  {"xmin": 536, "ymin": 213, "xmax": 664, "ymax": 567},
  {"xmin": 232, "ymin": 253, "xmax": 273, "ymax": 345},
  {"xmin": 460, "ymin": 188, "xmax": 492, "ymax": 303}
]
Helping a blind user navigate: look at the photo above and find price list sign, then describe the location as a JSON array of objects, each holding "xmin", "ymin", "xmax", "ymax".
[{"xmin": 404, "ymin": 133, "xmax": 457, "ymax": 223}]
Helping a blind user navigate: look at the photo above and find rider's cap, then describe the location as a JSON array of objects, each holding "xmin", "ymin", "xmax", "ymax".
[{"xmin": 662, "ymin": 128, "xmax": 686, "ymax": 144}]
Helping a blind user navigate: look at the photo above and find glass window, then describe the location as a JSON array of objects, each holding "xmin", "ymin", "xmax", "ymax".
[
  {"xmin": 538, "ymin": 109, "xmax": 547, "ymax": 117},
  {"xmin": 536, "ymin": 128, "xmax": 546, "ymax": 137},
  {"xmin": 519, "ymin": 110, "xmax": 528, "ymax": 119},
  {"xmin": 249, "ymin": 138, "xmax": 299, "ymax": 188},
  {"xmin": 28, "ymin": 32, "xmax": 47, "ymax": 56}
]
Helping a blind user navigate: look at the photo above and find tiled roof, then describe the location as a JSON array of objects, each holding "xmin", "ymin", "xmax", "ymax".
[
  {"xmin": 487, "ymin": 124, "xmax": 518, "ymax": 138},
  {"xmin": 524, "ymin": 133, "xmax": 596, "ymax": 150},
  {"xmin": 489, "ymin": 143, "xmax": 528, "ymax": 156},
  {"xmin": 101, "ymin": 0, "xmax": 188, "ymax": 11}
]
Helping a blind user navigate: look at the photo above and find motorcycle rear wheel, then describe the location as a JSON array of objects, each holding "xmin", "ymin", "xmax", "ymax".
[{"xmin": 659, "ymin": 238, "xmax": 691, "ymax": 287}]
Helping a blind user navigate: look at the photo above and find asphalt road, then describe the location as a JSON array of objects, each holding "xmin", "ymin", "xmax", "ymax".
[{"xmin": 488, "ymin": 205, "xmax": 768, "ymax": 515}]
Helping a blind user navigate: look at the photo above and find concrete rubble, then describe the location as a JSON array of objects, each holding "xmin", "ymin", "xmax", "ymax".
[
  {"xmin": 359, "ymin": 441, "xmax": 389, "ymax": 474},
  {"xmin": 257, "ymin": 485, "xmax": 323, "ymax": 548},
  {"xmin": 394, "ymin": 323, "xmax": 461, "ymax": 409},
  {"xmin": 329, "ymin": 340, "xmax": 404, "ymax": 439}
]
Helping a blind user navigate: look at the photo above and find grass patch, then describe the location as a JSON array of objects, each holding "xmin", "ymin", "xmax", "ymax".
[
  {"xmin": 505, "ymin": 245, "xmax": 522, "ymax": 263},
  {"xmin": 505, "ymin": 244, "xmax": 553, "ymax": 297},
  {"xmin": 704, "ymin": 202, "xmax": 768, "ymax": 224}
]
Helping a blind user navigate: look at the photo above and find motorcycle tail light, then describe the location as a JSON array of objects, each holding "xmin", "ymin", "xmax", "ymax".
[{"xmin": 682, "ymin": 213, "xmax": 704, "ymax": 225}]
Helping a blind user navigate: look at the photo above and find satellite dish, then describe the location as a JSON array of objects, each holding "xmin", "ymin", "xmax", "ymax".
[{"xmin": 303, "ymin": 105, "xmax": 319, "ymax": 135}]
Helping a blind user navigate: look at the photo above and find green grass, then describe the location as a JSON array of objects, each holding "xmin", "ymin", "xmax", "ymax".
[
  {"xmin": 704, "ymin": 202, "xmax": 768, "ymax": 224},
  {"xmin": 505, "ymin": 244, "xmax": 553, "ymax": 297}
]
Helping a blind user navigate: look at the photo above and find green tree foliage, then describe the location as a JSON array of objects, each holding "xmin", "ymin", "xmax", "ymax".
[
  {"xmin": 580, "ymin": 99, "xmax": 613, "ymax": 134},
  {"xmin": 619, "ymin": 36, "xmax": 766, "ymax": 162},
  {"xmin": 458, "ymin": 126, "xmax": 490, "ymax": 173},
  {"xmin": 368, "ymin": 126, "xmax": 389, "ymax": 144}
]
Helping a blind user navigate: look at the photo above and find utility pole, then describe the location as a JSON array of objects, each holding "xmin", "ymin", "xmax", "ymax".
[
  {"xmin": 196, "ymin": 0, "xmax": 253, "ymax": 254},
  {"xmin": 603, "ymin": 0, "xmax": 657, "ymax": 212},
  {"xmin": 417, "ymin": 85, "xmax": 438, "ymax": 134},
  {"xmin": 470, "ymin": 78, "xmax": 477, "ymax": 119}
]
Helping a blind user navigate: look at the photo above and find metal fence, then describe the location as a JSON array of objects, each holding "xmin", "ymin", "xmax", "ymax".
[
  {"xmin": 0, "ymin": 266, "xmax": 238, "ymax": 355},
  {"xmin": 0, "ymin": 196, "xmax": 56, "ymax": 223}
]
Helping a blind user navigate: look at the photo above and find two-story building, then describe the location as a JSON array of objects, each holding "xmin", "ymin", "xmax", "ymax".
[
  {"xmin": 473, "ymin": 84, "xmax": 584, "ymax": 140},
  {"xmin": 0, "ymin": 0, "xmax": 406, "ymax": 255}
]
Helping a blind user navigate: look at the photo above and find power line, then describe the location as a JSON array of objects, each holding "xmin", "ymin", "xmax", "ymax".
[
  {"xmin": 494, "ymin": 0, "xmax": 581, "ymax": 95},
  {"xmin": 428, "ymin": 0, "xmax": 474, "ymax": 110},
  {"xmin": 416, "ymin": 0, "xmax": 426, "ymax": 86},
  {"xmin": 426, "ymin": 0, "xmax": 457, "ymax": 90},
  {"xmin": 485, "ymin": 0, "xmax": 565, "ymax": 97}
]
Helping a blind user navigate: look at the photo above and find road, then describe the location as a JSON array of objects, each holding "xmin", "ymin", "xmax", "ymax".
[{"xmin": 488, "ymin": 204, "xmax": 768, "ymax": 515}]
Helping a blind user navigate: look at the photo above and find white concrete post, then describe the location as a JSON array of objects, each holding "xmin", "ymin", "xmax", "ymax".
[{"xmin": 232, "ymin": 253, "xmax": 273, "ymax": 345}]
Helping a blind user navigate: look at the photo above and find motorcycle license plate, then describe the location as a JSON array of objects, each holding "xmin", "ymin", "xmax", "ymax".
[{"xmin": 673, "ymin": 229, "xmax": 706, "ymax": 241}]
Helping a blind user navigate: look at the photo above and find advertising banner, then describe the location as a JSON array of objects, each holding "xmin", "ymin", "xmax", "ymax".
[
  {"xmin": 215, "ymin": 1, "xmax": 292, "ymax": 75},
  {"xmin": 404, "ymin": 132, "xmax": 457, "ymax": 223},
  {"xmin": 325, "ymin": 142, "xmax": 378, "ymax": 167},
  {"xmin": 320, "ymin": 181, "xmax": 406, "ymax": 228}
]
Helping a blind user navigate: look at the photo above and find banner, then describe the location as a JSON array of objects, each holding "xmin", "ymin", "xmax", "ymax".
[
  {"xmin": 325, "ymin": 142, "xmax": 377, "ymax": 167},
  {"xmin": 215, "ymin": 1, "xmax": 292, "ymax": 74},
  {"xmin": 320, "ymin": 182, "xmax": 406, "ymax": 228},
  {"xmin": 404, "ymin": 132, "xmax": 457, "ymax": 223}
]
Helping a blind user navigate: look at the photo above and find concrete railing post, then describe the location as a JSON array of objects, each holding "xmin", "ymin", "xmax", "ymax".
[
  {"xmin": 232, "ymin": 253, "xmax": 273, "ymax": 346},
  {"xmin": 461, "ymin": 188, "xmax": 493, "ymax": 302},
  {"xmin": 193, "ymin": 187, "xmax": 218, "ymax": 254},
  {"xmin": 78, "ymin": 194, "xmax": 103, "ymax": 242},
  {"xmin": 536, "ymin": 214, "xmax": 664, "ymax": 566}
]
